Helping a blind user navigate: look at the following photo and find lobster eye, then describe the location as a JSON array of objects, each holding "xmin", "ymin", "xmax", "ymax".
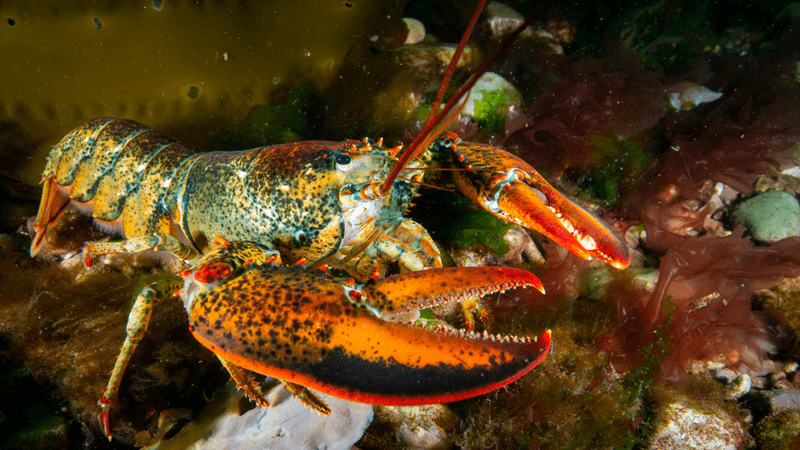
[{"xmin": 335, "ymin": 153, "xmax": 353, "ymax": 170}]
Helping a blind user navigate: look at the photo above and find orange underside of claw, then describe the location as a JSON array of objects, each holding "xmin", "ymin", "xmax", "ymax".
[
  {"xmin": 361, "ymin": 265, "xmax": 545, "ymax": 312},
  {"xmin": 194, "ymin": 325, "xmax": 552, "ymax": 406}
]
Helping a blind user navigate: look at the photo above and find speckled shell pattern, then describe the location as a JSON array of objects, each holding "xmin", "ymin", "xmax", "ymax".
[
  {"xmin": 35, "ymin": 118, "xmax": 397, "ymax": 266},
  {"xmin": 164, "ymin": 140, "xmax": 371, "ymax": 263},
  {"xmin": 185, "ymin": 241, "xmax": 551, "ymax": 405},
  {"xmin": 39, "ymin": 117, "xmax": 191, "ymax": 238}
]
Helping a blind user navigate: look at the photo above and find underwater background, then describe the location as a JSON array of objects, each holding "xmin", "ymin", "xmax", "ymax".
[{"xmin": 2, "ymin": 0, "xmax": 800, "ymax": 448}]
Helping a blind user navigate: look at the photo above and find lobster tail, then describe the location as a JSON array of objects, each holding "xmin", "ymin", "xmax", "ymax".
[{"xmin": 31, "ymin": 118, "xmax": 197, "ymax": 256}]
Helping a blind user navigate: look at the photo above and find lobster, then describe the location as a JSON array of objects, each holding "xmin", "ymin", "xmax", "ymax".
[{"xmin": 29, "ymin": 0, "xmax": 630, "ymax": 442}]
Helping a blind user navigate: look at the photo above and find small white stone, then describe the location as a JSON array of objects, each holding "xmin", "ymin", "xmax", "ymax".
[
  {"xmin": 725, "ymin": 374, "xmax": 751, "ymax": 399},
  {"xmin": 403, "ymin": 18, "xmax": 425, "ymax": 45}
]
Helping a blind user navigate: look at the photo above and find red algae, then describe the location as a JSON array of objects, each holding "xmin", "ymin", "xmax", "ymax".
[
  {"xmin": 600, "ymin": 229, "xmax": 796, "ymax": 381},
  {"xmin": 504, "ymin": 50, "xmax": 670, "ymax": 175}
]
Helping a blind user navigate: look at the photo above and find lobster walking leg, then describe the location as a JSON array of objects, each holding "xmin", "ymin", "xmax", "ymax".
[
  {"xmin": 217, "ymin": 354, "xmax": 331, "ymax": 413},
  {"xmin": 84, "ymin": 233, "xmax": 201, "ymax": 267},
  {"xmin": 373, "ymin": 219, "xmax": 443, "ymax": 272},
  {"xmin": 215, "ymin": 356, "xmax": 270, "ymax": 407},
  {"xmin": 99, "ymin": 277, "xmax": 184, "ymax": 440},
  {"xmin": 280, "ymin": 380, "xmax": 332, "ymax": 415}
]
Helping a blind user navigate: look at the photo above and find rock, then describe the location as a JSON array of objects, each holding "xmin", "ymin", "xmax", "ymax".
[
  {"xmin": 666, "ymin": 83, "xmax": 723, "ymax": 111},
  {"xmin": 714, "ymin": 368, "xmax": 740, "ymax": 383},
  {"xmin": 485, "ymin": 2, "xmax": 528, "ymax": 39},
  {"xmin": 403, "ymin": 18, "xmax": 425, "ymax": 45},
  {"xmin": 482, "ymin": 2, "xmax": 565, "ymax": 54},
  {"xmin": 361, "ymin": 404, "xmax": 457, "ymax": 450},
  {"xmin": 648, "ymin": 400, "xmax": 747, "ymax": 450},
  {"xmin": 733, "ymin": 191, "xmax": 800, "ymax": 243},
  {"xmin": 752, "ymin": 376, "xmax": 769, "ymax": 390},
  {"xmin": 453, "ymin": 225, "xmax": 544, "ymax": 268},
  {"xmin": 146, "ymin": 381, "xmax": 374, "ymax": 450},
  {"xmin": 766, "ymin": 389, "xmax": 800, "ymax": 413},
  {"xmin": 724, "ymin": 374, "xmax": 752, "ymax": 400},
  {"xmin": 397, "ymin": 423, "xmax": 447, "ymax": 448},
  {"xmin": 452, "ymin": 72, "xmax": 523, "ymax": 125},
  {"xmin": 578, "ymin": 267, "xmax": 659, "ymax": 302},
  {"xmin": 753, "ymin": 411, "xmax": 800, "ymax": 450},
  {"xmin": 3, "ymin": 408, "xmax": 70, "ymax": 450}
]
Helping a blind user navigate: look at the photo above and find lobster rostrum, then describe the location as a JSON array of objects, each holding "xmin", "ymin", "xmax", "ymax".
[{"xmin": 28, "ymin": 0, "xmax": 630, "ymax": 441}]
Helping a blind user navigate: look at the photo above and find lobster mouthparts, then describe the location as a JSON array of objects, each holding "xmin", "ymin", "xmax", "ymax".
[{"xmin": 180, "ymin": 242, "xmax": 550, "ymax": 406}]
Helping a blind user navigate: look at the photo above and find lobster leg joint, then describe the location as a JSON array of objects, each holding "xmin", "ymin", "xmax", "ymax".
[
  {"xmin": 98, "ymin": 277, "xmax": 184, "ymax": 440},
  {"xmin": 84, "ymin": 233, "xmax": 200, "ymax": 267}
]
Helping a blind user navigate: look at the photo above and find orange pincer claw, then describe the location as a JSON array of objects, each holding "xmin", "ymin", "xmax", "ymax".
[
  {"xmin": 361, "ymin": 266, "xmax": 545, "ymax": 314},
  {"xmin": 496, "ymin": 177, "xmax": 631, "ymax": 269},
  {"xmin": 184, "ymin": 245, "xmax": 551, "ymax": 408},
  {"xmin": 450, "ymin": 142, "xmax": 630, "ymax": 270}
]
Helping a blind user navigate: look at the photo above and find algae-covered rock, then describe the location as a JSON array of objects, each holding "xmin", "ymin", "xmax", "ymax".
[
  {"xmin": 2, "ymin": 406, "xmax": 69, "ymax": 450},
  {"xmin": 647, "ymin": 399, "xmax": 747, "ymax": 449},
  {"xmin": 733, "ymin": 191, "xmax": 800, "ymax": 243},
  {"xmin": 754, "ymin": 410, "xmax": 800, "ymax": 450},
  {"xmin": 453, "ymin": 72, "xmax": 523, "ymax": 133},
  {"xmin": 360, "ymin": 404, "xmax": 456, "ymax": 450}
]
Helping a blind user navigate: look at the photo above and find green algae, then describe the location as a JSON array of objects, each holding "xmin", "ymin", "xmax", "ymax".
[
  {"xmin": 755, "ymin": 411, "xmax": 800, "ymax": 450},
  {"xmin": 754, "ymin": 276, "xmax": 800, "ymax": 344},
  {"xmin": 559, "ymin": 0, "xmax": 792, "ymax": 69},
  {"xmin": 451, "ymin": 210, "xmax": 514, "ymax": 256},
  {"xmin": 0, "ymin": 0, "xmax": 407, "ymax": 184},
  {"xmin": 472, "ymin": 89, "xmax": 508, "ymax": 134},
  {"xmin": 415, "ymin": 193, "xmax": 514, "ymax": 256},
  {"xmin": 452, "ymin": 292, "xmax": 645, "ymax": 449},
  {"xmin": 574, "ymin": 133, "xmax": 649, "ymax": 206},
  {"xmin": 215, "ymin": 85, "xmax": 325, "ymax": 148},
  {"xmin": 2, "ymin": 405, "xmax": 69, "ymax": 450}
]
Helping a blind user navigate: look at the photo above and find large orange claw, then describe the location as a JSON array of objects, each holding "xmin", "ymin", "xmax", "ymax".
[
  {"xmin": 446, "ymin": 141, "xmax": 631, "ymax": 270},
  {"xmin": 179, "ymin": 241, "xmax": 550, "ymax": 406}
]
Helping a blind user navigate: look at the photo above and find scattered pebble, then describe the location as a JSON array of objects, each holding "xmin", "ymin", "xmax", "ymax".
[
  {"xmin": 766, "ymin": 389, "xmax": 800, "ymax": 413},
  {"xmin": 666, "ymin": 83, "xmax": 723, "ymax": 111},
  {"xmin": 752, "ymin": 376, "xmax": 769, "ymax": 390},
  {"xmin": 485, "ymin": 1, "xmax": 529, "ymax": 39},
  {"xmin": 725, "ymin": 374, "xmax": 751, "ymax": 400},
  {"xmin": 451, "ymin": 72, "xmax": 523, "ymax": 123},
  {"xmin": 713, "ymin": 368, "xmax": 739, "ymax": 384},
  {"xmin": 732, "ymin": 191, "xmax": 800, "ymax": 243},
  {"xmin": 403, "ymin": 18, "xmax": 425, "ymax": 45}
]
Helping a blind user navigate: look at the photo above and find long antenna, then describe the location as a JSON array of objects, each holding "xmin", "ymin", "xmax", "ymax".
[
  {"xmin": 379, "ymin": 0, "xmax": 551, "ymax": 196},
  {"xmin": 423, "ymin": 0, "xmax": 488, "ymax": 129}
]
